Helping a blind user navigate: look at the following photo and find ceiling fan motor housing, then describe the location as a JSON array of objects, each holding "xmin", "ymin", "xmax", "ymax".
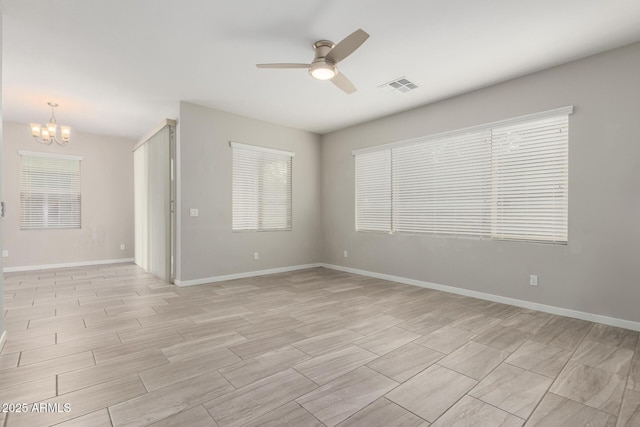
[{"xmin": 309, "ymin": 40, "xmax": 337, "ymax": 80}]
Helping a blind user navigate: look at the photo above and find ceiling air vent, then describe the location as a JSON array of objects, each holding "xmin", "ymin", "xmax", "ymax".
[{"xmin": 378, "ymin": 77, "xmax": 419, "ymax": 93}]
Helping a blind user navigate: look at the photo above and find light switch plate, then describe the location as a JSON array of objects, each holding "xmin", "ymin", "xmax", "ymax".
[{"xmin": 190, "ymin": 208, "xmax": 199, "ymax": 217}]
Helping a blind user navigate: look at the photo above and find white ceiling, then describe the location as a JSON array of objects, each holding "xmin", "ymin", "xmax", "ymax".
[{"xmin": 2, "ymin": 0, "xmax": 640, "ymax": 140}]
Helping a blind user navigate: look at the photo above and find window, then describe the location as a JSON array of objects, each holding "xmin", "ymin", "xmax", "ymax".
[
  {"xmin": 392, "ymin": 130, "xmax": 492, "ymax": 237},
  {"xmin": 231, "ymin": 142, "xmax": 293, "ymax": 231},
  {"xmin": 355, "ymin": 150, "xmax": 391, "ymax": 232},
  {"xmin": 490, "ymin": 115, "xmax": 569, "ymax": 242},
  {"xmin": 354, "ymin": 107, "xmax": 571, "ymax": 244},
  {"xmin": 19, "ymin": 151, "xmax": 82, "ymax": 230}
]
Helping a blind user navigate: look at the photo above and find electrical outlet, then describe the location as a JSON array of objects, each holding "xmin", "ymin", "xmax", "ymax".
[
  {"xmin": 2, "ymin": 250, "xmax": 8, "ymax": 258},
  {"xmin": 343, "ymin": 250, "xmax": 348, "ymax": 258},
  {"xmin": 529, "ymin": 275, "xmax": 538, "ymax": 286},
  {"xmin": 254, "ymin": 252, "xmax": 259, "ymax": 260},
  {"xmin": 120, "ymin": 244, "xmax": 125, "ymax": 251},
  {"xmin": 189, "ymin": 208, "xmax": 199, "ymax": 217}
]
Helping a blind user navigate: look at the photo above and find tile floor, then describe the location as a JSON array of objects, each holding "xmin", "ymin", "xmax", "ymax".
[{"xmin": 1, "ymin": 263, "xmax": 639, "ymax": 426}]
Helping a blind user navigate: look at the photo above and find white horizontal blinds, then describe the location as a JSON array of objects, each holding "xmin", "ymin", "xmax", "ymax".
[
  {"xmin": 491, "ymin": 115, "xmax": 569, "ymax": 243},
  {"xmin": 233, "ymin": 147, "xmax": 259, "ymax": 230},
  {"xmin": 393, "ymin": 130, "xmax": 492, "ymax": 236},
  {"xmin": 353, "ymin": 107, "xmax": 571, "ymax": 244},
  {"xmin": 232, "ymin": 144, "xmax": 292, "ymax": 231},
  {"xmin": 260, "ymin": 153, "xmax": 292, "ymax": 230},
  {"xmin": 355, "ymin": 150, "xmax": 392, "ymax": 232},
  {"xmin": 20, "ymin": 152, "xmax": 81, "ymax": 230}
]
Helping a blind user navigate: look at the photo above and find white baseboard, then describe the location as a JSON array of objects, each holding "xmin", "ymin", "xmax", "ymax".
[
  {"xmin": 3, "ymin": 258, "xmax": 135, "ymax": 273},
  {"xmin": 321, "ymin": 263, "xmax": 640, "ymax": 332},
  {"xmin": 174, "ymin": 263, "xmax": 323, "ymax": 287},
  {"xmin": 0, "ymin": 330, "xmax": 7, "ymax": 353}
]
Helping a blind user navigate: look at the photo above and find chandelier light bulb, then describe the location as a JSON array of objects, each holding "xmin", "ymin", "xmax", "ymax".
[
  {"xmin": 47, "ymin": 121, "xmax": 57, "ymax": 134},
  {"xmin": 30, "ymin": 123, "xmax": 42, "ymax": 137},
  {"xmin": 61, "ymin": 126, "xmax": 71, "ymax": 142}
]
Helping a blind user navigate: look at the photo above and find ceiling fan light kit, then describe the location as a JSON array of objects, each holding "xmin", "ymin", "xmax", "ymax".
[
  {"xmin": 309, "ymin": 63, "xmax": 337, "ymax": 80},
  {"xmin": 309, "ymin": 41, "xmax": 337, "ymax": 80},
  {"xmin": 257, "ymin": 28, "xmax": 369, "ymax": 94}
]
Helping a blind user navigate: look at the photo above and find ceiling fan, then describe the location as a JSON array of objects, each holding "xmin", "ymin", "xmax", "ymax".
[{"xmin": 256, "ymin": 29, "xmax": 369, "ymax": 94}]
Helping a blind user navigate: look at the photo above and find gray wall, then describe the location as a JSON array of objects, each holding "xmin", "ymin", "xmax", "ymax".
[
  {"xmin": 176, "ymin": 102, "xmax": 322, "ymax": 282},
  {"xmin": 1, "ymin": 122, "xmax": 135, "ymax": 269},
  {"xmin": 321, "ymin": 42, "xmax": 640, "ymax": 323}
]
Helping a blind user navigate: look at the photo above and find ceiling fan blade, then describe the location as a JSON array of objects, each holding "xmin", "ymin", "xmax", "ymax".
[
  {"xmin": 326, "ymin": 29, "xmax": 369, "ymax": 64},
  {"xmin": 331, "ymin": 72, "xmax": 356, "ymax": 94},
  {"xmin": 256, "ymin": 63, "xmax": 309, "ymax": 69}
]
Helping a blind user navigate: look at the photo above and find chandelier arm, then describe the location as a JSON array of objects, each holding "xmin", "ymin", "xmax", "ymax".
[{"xmin": 32, "ymin": 135, "xmax": 54, "ymax": 145}]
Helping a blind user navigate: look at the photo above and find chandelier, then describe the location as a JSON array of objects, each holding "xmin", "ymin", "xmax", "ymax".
[{"xmin": 30, "ymin": 102, "xmax": 71, "ymax": 145}]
